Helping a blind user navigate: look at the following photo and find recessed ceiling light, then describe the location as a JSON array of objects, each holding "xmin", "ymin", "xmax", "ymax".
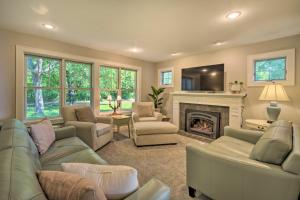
[
  {"xmin": 42, "ymin": 24, "xmax": 55, "ymax": 30},
  {"xmin": 202, "ymin": 69, "xmax": 208, "ymax": 72},
  {"xmin": 226, "ymin": 11, "xmax": 241, "ymax": 20},
  {"xmin": 128, "ymin": 47, "xmax": 143, "ymax": 53},
  {"xmin": 171, "ymin": 52, "xmax": 182, "ymax": 56},
  {"xmin": 214, "ymin": 42, "xmax": 224, "ymax": 46}
]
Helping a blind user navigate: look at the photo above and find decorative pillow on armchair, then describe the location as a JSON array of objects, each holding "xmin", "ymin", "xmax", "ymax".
[
  {"xmin": 62, "ymin": 163, "xmax": 139, "ymax": 200},
  {"xmin": 75, "ymin": 106, "xmax": 97, "ymax": 123},
  {"xmin": 37, "ymin": 170, "xmax": 106, "ymax": 200},
  {"xmin": 136, "ymin": 104, "xmax": 154, "ymax": 117},
  {"xmin": 30, "ymin": 119, "xmax": 55, "ymax": 155}
]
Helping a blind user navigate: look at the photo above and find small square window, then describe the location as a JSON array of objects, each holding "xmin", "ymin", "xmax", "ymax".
[
  {"xmin": 159, "ymin": 69, "xmax": 173, "ymax": 87},
  {"xmin": 254, "ymin": 57, "xmax": 286, "ymax": 81}
]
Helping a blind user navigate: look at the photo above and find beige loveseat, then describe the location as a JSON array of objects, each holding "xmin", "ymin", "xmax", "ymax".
[
  {"xmin": 187, "ymin": 120, "xmax": 300, "ymax": 200},
  {"xmin": 62, "ymin": 105, "xmax": 113, "ymax": 150}
]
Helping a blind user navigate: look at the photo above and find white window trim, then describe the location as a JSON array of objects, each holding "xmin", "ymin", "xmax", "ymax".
[
  {"xmin": 247, "ymin": 48, "xmax": 295, "ymax": 86},
  {"xmin": 16, "ymin": 45, "xmax": 142, "ymax": 120},
  {"xmin": 158, "ymin": 67, "xmax": 174, "ymax": 87}
]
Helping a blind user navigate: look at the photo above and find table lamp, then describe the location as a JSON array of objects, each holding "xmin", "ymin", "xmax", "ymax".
[{"xmin": 259, "ymin": 82, "xmax": 290, "ymax": 123}]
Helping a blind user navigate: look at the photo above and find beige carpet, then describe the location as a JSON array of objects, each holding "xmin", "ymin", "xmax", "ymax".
[{"xmin": 97, "ymin": 128, "xmax": 210, "ymax": 200}]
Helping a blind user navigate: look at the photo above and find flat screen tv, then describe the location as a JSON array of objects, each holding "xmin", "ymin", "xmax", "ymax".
[{"xmin": 181, "ymin": 64, "xmax": 224, "ymax": 92}]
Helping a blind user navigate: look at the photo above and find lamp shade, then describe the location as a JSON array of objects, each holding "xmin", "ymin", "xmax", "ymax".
[{"xmin": 259, "ymin": 83, "xmax": 290, "ymax": 101}]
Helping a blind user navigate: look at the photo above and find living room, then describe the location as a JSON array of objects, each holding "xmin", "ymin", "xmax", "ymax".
[{"xmin": 0, "ymin": 1, "xmax": 300, "ymax": 200}]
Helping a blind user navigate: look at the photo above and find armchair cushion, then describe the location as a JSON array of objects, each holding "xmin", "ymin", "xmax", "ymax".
[
  {"xmin": 250, "ymin": 121, "xmax": 293, "ymax": 165},
  {"xmin": 62, "ymin": 106, "xmax": 78, "ymax": 122},
  {"xmin": 136, "ymin": 103, "xmax": 154, "ymax": 117},
  {"xmin": 75, "ymin": 107, "xmax": 96, "ymax": 123}
]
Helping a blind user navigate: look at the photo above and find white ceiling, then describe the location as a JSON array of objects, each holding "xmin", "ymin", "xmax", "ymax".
[{"xmin": 0, "ymin": 0, "xmax": 300, "ymax": 62}]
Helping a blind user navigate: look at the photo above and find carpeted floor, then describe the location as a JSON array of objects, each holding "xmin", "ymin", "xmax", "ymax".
[{"xmin": 97, "ymin": 128, "xmax": 211, "ymax": 200}]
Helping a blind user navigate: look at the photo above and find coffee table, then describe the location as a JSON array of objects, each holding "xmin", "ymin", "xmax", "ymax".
[{"xmin": 112, "ymin": 115, "xmax": 131, "ymax": 138}]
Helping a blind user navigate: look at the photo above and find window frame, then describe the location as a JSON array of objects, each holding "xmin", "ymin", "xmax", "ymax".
[
  {"xmin": 99, "ymin": 65, "xmax": 138, "ymax": 112},
  {"xmin": 247, "ymin": 49, "xmax": 295, "ymax": 86},
  {"xmin": 158, "ymin": 67, "xmax": 174, "ymax": 87},
  {"xmin": 16, "ymin": 45, "xmax": 142, "ymax": 122}
]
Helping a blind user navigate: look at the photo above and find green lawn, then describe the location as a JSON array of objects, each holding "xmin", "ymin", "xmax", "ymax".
[{"xmin": 27, "ymin": 101, "xmax": 133, "ymax": 119}]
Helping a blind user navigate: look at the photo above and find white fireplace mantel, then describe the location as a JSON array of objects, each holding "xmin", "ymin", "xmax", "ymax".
[{"xmin": 171, "ymin": 91, "xmax": 247, "ymax": 128}]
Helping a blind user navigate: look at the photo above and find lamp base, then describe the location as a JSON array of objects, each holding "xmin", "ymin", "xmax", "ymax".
[{"xmin": 266, "ymin": 102, "xmax": 281, "ymax": 122}]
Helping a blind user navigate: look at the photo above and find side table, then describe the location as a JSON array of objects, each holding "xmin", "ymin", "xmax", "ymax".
[
  {"xmin": 245, "ymin": 119, "xmax": 270, "ymax": 131},
  {"xmin": 112, "ymin": 115, "xmax": 131, "ymax": 138}
]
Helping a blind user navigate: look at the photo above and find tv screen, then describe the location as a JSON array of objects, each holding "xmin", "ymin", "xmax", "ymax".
[{"xmin": 181, "ymin": 64, "xmax": 224, "ymax": 92}]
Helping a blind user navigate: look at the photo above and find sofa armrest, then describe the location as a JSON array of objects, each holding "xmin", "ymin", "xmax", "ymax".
[
  {"xmin": 65, "ymin": 121, "xmax": 95, "ymax": 148},
  {"xmin": 96, "ymin": 116, "xmax": 112, "ymax": 124},
  {"xmin": 154, "ymin": 112, "xmax": 163, "ymax": 121},
  {"xmin": 124, "ymin": 178, "xmax": 170, "ymax": 200},
  {"xmin": 224, "ymin": 126, "xmax": 263, "ymax": 144},
  {"xmin": 186, "ymin": 143, "xmax": 300, "ymax": 200},
  {"xmin": 54, "ymin": 126, "xmax": 76, "ymax": 140}
]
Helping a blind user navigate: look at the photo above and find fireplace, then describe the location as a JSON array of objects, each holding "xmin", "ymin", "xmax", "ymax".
[
  {"xmin": 179, "ymin": 103, "xmax": 230, "ymax": 139},
  {"xmin": 185, "ymin": 109, "xmax": 220, "ymax": 139}
]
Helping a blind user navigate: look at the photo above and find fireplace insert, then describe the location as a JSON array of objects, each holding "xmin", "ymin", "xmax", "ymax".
[{"xmin": 185, "ymin": 109, "xmax": 221, "ymax": 139}]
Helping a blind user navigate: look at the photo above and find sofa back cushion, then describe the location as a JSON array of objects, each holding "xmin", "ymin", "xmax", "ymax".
[
  {"xmin": 75, "ymin": 106, "xmax": 96, "ymax": 123},
  {"xmin": 0, "ymin": 119, "xmax": 45, "ymax": 200},
  {"xmin": 282, "ymin": 124, "xmax": 300, "ymax": 175},
  {"xmin": 250, "ymin": 120, "xmax": 292, "ymax": 165}
]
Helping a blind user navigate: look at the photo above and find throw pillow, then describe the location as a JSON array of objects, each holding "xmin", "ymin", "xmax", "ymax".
[
  {"xmin": 37, "ymin": 171, "xmax": 106, "ymax": 200},
  {"xmin": 250, "ymin": 122, "xmax": 293, "ymax": 165},
  {"xmin": 137, "ymin": 104, "xmax": 154, "ymax": 117},
  {"xmin": 30, "ymin": 119, "xmax": 55, "ymax": 155},
  {"xmin": 75, "ymin": 107, "xmax": 97, "ymax": 123},
  {"xmin": 62, "ymin": 163, "xmax": 139, "ymax": 200}
]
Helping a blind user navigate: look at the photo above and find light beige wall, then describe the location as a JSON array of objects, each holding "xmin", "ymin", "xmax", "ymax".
[
  {"xmin": 155, "ymin": 34, "xmax": 300, "ymax": 125},
  {"xmin": 0, "ymin": 28, "xmax": 155, "ymax": 120}
]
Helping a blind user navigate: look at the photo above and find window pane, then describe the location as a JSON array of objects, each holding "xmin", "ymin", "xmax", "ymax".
[
  {"xmin": 65, "ymin": 89, "xmax": 91, "ymax": 105},
  {"xmin": 66, "ymin": 61, "xmax": 91, "ymax": 88},
  {"xmin": 121, "ymin": 69, "xmax": 136, "ymax": 90},
  {"xmin": 25, "ymin": 55, "xmax": 60, "ymax": 88},
  {"xmin": 161, "ymin": 71, "xmax": 172, "ymax": 85},
  {"xmin": 121, "ymin": 90, "xmax": 135, "ymax": 110},
  {"xmin": 100, "ymin": 90, "xmax": 118, "ymax": 112},
  {"xmin": 26, "ymin": 88, "xmax": 60, "ymax": 119},
  {"xmin": 254, "ymin": 57, "xmax": 286, "ymax": 81},
  {"xmin": 100, "ymin": 66, "xmax": 118, "ymax": 90}
]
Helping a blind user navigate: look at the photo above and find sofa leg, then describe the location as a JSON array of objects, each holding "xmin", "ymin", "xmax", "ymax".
[{"xmin": 188, "ymin": 186, "xmax": 196, "ymax": 197}]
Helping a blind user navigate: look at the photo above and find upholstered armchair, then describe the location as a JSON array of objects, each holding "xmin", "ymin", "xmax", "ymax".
[
  {"xmin": 62, "ymin": 105, "xmax": 113, "ymax": 150},
  {"xmin": 132, "ymin": 102, "xmax": 163, "ymax": 123},
  {"xmin": 186, "ymin": 121, "xmax": 300, "ymax": 200}
]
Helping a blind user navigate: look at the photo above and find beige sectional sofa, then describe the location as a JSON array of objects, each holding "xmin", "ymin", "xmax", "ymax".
[{"xmin": 187, "ymin": 120, "xmax": 300, "ymax": 200}]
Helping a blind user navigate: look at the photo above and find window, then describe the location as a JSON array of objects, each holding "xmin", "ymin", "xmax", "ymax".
[
  {"xmin": 158, "ymin": 68, "xmax": 174, "ymax": 87},
  {"xmin": 25, "ymin": 55, "xmax": 61, "ymax": 119},
  {"xmin": 247, "ymin": 49, "xmax": 295, "ymax": 86},
  {"xmin": 254, "ymin": 57, "xmax": 286, "ymax": 81},
  {"xmin": 65, "ymin": 61, "xmax": 92, "ymax": 105},
  {"xmin": 16, "ymin": 46, "xmax": 141, "ymax": 120},
  {"xmin": 99, "ymin": 66, "xmax": 137, "ymax": 112}
]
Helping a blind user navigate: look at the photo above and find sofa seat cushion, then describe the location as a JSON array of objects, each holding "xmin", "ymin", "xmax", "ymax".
[
  {"xmin": 138, "ymin": 117, "xmax": 158, "ymax": 122},
  {"xmin": 209, "ymin": 136, "xmax": 254, "ymax": 158},
  {"xmin": 96, "ymin": 123, "xmax": 112, "ymax": 137},
  {"xmin": 42, "ymin": 149, "xmax": 108, "ymax": 171},
  {"xmin": 134, "ymin": 122, "xmax": 178, "ymax": 136}
]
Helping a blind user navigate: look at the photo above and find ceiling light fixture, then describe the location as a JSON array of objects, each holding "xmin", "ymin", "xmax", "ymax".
[
  {"xmin": 226, "ymin": 11, "xmax": 241, "ymax": 20},
  {"xmin": 171, "ymin": 52, "xmax": 182, "ymax": 56},
  {"xmin": 42, "ymin": 24, "xmax": 55, "ymax": 30},
  {"xmin": 128, "ymin": 47, "xmax": 143, "ymax": 53},
  {"xmin": 214, "ymin": 42, "xmax": 224, "ymax": 46},
  {"xmin": 202, "ymin": 69, "xmax": 208, "ymax": 72}
]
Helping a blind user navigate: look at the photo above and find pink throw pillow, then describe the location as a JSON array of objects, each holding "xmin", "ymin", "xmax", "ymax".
[{"xmin": 30, "ymin": 119, "xmax": 55, "ymax": 155}]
